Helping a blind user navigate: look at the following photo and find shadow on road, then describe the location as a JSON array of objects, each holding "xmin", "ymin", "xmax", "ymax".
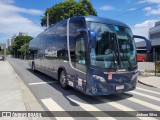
[{"xmin": 26, "ymin": 68, "xmax": 133, "ymax": 106}]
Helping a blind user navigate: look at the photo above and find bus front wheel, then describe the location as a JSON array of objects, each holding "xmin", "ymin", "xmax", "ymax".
[{"xmin": 59, "ymin": 70, "xmax": 69, "ymax": 89}]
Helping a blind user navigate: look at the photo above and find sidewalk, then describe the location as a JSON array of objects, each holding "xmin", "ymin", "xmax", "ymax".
[
  {"xmin": 137, "ymin": 62, "xmax": 160, "ymax": 89},
  {"xmin": 0, "ymin": 61, "xmax": 48, "ymax": 120},
  {"xmin": 138, "ymin": 76, "xmax": 160, "ymax": 89},
  {"xmin": 0, "ymin": 61, "xmax": 26, "ymax": 111}
]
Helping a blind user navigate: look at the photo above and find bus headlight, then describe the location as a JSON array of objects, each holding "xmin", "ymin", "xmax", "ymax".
[
  {"xmin": 92, "ymin": 75, "xmax": 105, "ymax": 82},
  {"xmin": 131, "ymin": 72, "xmax": 139, "ymax": 81}
]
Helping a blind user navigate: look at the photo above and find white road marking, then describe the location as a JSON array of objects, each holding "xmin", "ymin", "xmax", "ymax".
[
  {"xmin": 99, "ymin": 97, "xmax": 134, "ymax": 111},
  {"xmin": 136, "ymin": 87, "xmax": 160, "ymax": 95},
  {"xmin": 125, "ymin": 97, "xmax": 160, "ymax": 111},
  {"xmin": 41, "ymin": 98, "xmax": 74, "ymax": 120},
  {"xmin": 129, "ymin": 91, "xmax": 160, "ymax": 102},
  {"xmin": 67, "ymin": 95, "xmax": 116, "ymax": 120},
  {"xmin": 29, "ymin": 81, "xmax": 54, "ymax": 85},
  {"xmin": 99, "ymin": 97, "xmax": 157, "ymax": 120},
  {"xmin": 41, "ymin": 98, "xmax": 64, "ymax": 111}
]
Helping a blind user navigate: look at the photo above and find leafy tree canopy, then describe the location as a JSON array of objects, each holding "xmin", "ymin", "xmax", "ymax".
[
  {"xmin": 41, "ymin": 0, "xmax": 97, "ymax": 26},
  {"xmin": 13, "ymin": 36, "xmax": 32, "ymax": 50},
  {"xmin": 10, "ymin": 35, "xmax": 33, "ymax": 58}
]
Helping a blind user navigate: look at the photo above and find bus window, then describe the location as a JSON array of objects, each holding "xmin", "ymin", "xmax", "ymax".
[
  {"xmin": 28, "ymin": 50, "xmax": 38, "ymax": 60},
  {"xmin": 87, "ymin": 22, "xmax": 137, "ymax": 70},
  {"xmin": 75, "ymin": 33, "xmax": 87, "ymax": 72},
  {"xmin": 69, "ymin": 19, "xmax": 86, "ymax": 71}
]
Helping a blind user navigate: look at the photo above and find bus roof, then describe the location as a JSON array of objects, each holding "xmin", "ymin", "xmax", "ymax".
[
  {"xmin": 32, "ymin": 16, "xmax": 130, "ymax": 41},
  {"xmin": 72, "ymin": 16, "xmax": 129, "ymax": 28}
]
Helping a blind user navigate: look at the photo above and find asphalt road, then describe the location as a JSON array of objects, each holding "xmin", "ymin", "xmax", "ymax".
[{"xmin": 8, "ymin": 57, "xmax": 160, "ymax": 120}]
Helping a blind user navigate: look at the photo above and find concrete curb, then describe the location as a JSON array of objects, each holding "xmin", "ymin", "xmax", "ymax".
[{"xmin": 7, "ymin": 61, "xmax": 51, "ymax": 120}]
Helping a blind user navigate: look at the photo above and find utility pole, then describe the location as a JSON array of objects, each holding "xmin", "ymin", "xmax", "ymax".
[
  {"xmin": 24, "ymin": 39, "xmax": 26, "ymax": 60},
  {"xmin": 47, "ymin": 13, "xmax": 49, "ymax": 28},
  {"xmin": 4, "ymin": 44, "xmax": 6, "ymax": 61}
]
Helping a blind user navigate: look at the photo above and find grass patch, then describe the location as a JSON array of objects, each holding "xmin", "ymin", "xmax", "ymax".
[
  {"xmin": 156, "ymin": 73, "xmax": 160, "ymax": 77},
  {"xmin": 144, "ymin": 70, "xmax": 155, "ymax": 73}
]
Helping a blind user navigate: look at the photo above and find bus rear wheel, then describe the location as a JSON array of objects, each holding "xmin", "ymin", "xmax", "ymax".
[
  {"xmin": 59, "ymin": 70, "xmax": 69, "ymax": 89},
  {"xmin": 32, "ymin": 62, "xmax": 36, "ymax": 72}
]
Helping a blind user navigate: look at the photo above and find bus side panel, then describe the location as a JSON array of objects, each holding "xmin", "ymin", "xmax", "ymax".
[{"xmin": 67, "ymin": 18, "xmax": 88, "ymax": 93}]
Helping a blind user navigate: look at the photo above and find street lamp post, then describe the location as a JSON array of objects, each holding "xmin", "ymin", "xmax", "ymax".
[
  {"xmin": 27, "ymin": 19, "xmax": 45, "ymax": 30},
  {"xmin": 47, "ymin": 13, "xmax": 49, "ymax": 28},
  {"xmin": 40, "ymin": 13, "xmax": 50, "ymax": 28}
]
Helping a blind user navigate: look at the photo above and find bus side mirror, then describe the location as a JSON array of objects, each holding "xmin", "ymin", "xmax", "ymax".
[
  {"xmin": 133, "ymin": 35, "xmax": 151, "ymax": 53},
  {"xmin": 88, "ymin": 30, "xmax": 96, "ymax": 48}
]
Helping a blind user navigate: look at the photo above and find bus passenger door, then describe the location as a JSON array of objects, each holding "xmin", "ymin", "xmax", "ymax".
[
  {"xmin": 69, "ymin": 18, "xmax": 87, "ymax": 92},
  {"xmin": 74, "ymin": 32, "xmax": 87, "ymax": 92}
]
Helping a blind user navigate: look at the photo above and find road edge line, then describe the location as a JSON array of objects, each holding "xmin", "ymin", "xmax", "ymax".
[{"xmin": 7, "ymin": 61, "xmax": 51, "ymax": 120}]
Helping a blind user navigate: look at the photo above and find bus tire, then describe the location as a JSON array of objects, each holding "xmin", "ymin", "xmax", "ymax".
[
  {"xmin": 32, "ymin": 62, "xmax": 36, "ymax": 72},
  {"xmin": 59, "ymin": 70, "xmax": 69, "ymax": 89}
]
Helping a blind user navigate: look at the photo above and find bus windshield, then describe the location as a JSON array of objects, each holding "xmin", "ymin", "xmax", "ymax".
[{"xmin": 87, "ymin": 22, "xmax": 137, "ymax": 70}]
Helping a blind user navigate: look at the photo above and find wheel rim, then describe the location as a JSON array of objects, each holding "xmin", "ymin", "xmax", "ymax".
[{"xmin": 60, "ymin": 72, "xmax": 66, "ymax": 86}]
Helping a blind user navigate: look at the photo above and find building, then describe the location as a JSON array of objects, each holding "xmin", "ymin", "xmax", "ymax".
[
  {"xmin": 8, "ymin": 32, "xmax": 28, "ymax": 47},
  {"xmin": 136, "ymin": 21, "xmax": 160, "ymax": 61},
  {"xmin": 18, "ymin": 32, "xmax": 28, "ymax": 36},
  {"xmin": 10, "ymin": 34, "xmax": 16, "ymax": 47},
  {"xmin": 149, "ymin": 21, "xmax": 160, "ymax": 48},
  {"xmin": 149, "ymin": 21, "xmax": 160, "ymax": 60}
]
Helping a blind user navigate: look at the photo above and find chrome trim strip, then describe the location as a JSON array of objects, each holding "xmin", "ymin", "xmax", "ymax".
[
  {"xmin": 104, "ymin": 69, "xmax": 137, "ymax": 74},
  {"xmin": 67, "ymin": 18, "xmax": 86, "ymax": 74}
]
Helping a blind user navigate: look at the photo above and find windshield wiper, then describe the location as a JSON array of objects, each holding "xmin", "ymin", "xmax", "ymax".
[
  {"xmin": 127, "ymin": 54, "xmax": 133, "ymax": 70},
  {"xmin": 122, "ymin": 51, "xmax": 132, "ymax": 70}
]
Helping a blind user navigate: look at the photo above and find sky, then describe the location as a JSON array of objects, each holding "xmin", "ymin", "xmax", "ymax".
[{"xmin": 0, "ymin": 0, "xmax": 160, "ymax": 44}]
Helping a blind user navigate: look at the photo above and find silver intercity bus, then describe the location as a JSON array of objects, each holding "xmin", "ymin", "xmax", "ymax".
[{"xmin": 29, "ymin": 16, "xmax": 139, "ymax": 95}]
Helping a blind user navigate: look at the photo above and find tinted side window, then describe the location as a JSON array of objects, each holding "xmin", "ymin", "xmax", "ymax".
[
  {"xmin": 69, "ymin": 19, "xmax": 86, "ymax": 72},
  {"xmin": 56, "ymin": 21, "xmax": 68, "ymax": 60},
  {"xmin": 43, "ymin": 20, "xmax": 68, "ymax": 60},
  {"xmin": 43, "ymin": 26, "xmax": 56, "ymax": 59},
  {"xmin": 75, "ymin": 33, "xmax": 86, "ymax": 72},
  {"xmin": 71, "ymin": 20, "xmax": 85, "ymax": 28}
]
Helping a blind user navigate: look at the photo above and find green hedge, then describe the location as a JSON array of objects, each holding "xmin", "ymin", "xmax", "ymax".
[{"xmin": 155, "ymin": 61, "xmax": 160, "ymax": 72}]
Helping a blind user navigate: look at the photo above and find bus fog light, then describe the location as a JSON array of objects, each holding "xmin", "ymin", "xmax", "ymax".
[
  {"xmin": 92, "ymin": 75, "xmax": 105, "ymax": 82},
  {"xmin": 92, "ymin": 87, "xmax": 97, "ymax": 93}
]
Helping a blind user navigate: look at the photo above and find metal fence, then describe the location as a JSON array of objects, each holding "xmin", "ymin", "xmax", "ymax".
[{"xmin": 155, "ymin": 53, "xmax": 160, "ymax": 76}]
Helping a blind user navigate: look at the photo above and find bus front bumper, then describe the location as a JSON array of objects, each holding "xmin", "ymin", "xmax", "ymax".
[{"xmin": 85, "ymin": 76, "xmax": 137, "ymax": 96}]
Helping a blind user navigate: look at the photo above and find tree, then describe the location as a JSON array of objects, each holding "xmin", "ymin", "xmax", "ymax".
[
  {"xmin": 41, "ymin": 0, "xmax": 97, "ymax": 26},
  {"xmin": 10, "ymin": 35, "xmax": 33, "ymax": 59}
]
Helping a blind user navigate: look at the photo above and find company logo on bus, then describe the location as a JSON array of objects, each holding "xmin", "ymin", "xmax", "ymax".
[
  {"xmin": 108, "ymin": 74, "xmax": 112, "ymax": 80},
  {"xmin": 45, "ymin": 47, "xmax": 57, "ymax": 57}
]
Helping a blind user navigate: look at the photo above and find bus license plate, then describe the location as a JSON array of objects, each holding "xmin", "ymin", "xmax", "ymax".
[{"xmin": 116, "ymin": 85, "xmax": 124, "ymax": 90}]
